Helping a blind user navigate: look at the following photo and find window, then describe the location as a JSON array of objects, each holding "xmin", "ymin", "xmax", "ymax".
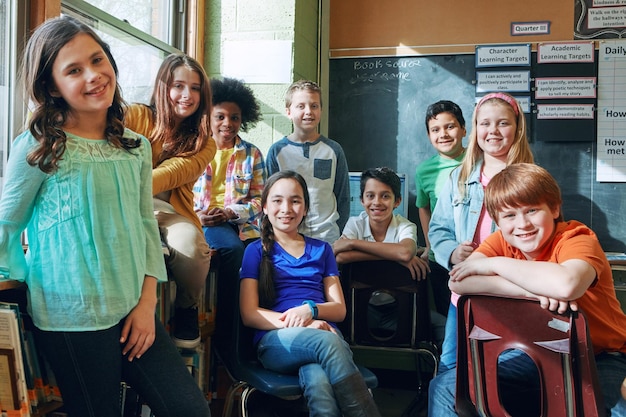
[
  {"xmin": 79, "ymin": 0, "xmax": 183, "ymax": 48},
  {"xmin": 0, "ymin": 1, "xmax": 26, "ymax": 196}
]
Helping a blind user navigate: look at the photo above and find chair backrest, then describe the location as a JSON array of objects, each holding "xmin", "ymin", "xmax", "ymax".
[
  {"xmin": 455, "ymin": 295, "xmax": 604, "ymax": 417},
  {"xmin": 212, "ymin": 254, "xmax": 256, "ymax": 369},
  {"xmin": 340, "ymin": 260, "xmax": 432, "ymax": 348}
]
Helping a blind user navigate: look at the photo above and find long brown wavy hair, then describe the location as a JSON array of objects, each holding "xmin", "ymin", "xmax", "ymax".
[{"xmin": 21, "ymin": 16, "xmax": 131, "ymax": 173}]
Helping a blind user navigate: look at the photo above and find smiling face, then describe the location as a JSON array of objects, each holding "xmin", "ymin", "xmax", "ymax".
[
  {"xmin": 211, "ymin": 101, "xmax": 242, "ymax": 149},
  {"xmin": 286, "ymin": 90, "xmax": 322, "ymax": 133},
  {"xmin": 50, "ymin": 33, "xmax": 116, "ymax": 119},
  {"xmin": 427, "ymin": 111, "xmax": 466, "ymax": 159},
  {"xmin": 476, "ymin": 102, "xmax": 517, "ymax": 161},
  {"xmin": 496, "ymin": 203, "xmax": 560, "ymax": 260},
  {"xmin": 263, "ymin": 178, "xmax": 308, "ymax": 237},
  {"xmin": 361, "ymin": 178, "xmax": 400, "ymax": 226},
  {"xmin": 168, "ymin": 65, "xmax": 201, "ymax": 124}
]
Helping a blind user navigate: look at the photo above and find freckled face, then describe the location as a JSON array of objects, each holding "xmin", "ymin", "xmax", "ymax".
[
  {"xmin": 496, "ymin": 203, "xmax": 560, "ymax": 260},
  {"xmin": 476, "ymin": 103, "xmax": 517, "ymax": 160}
]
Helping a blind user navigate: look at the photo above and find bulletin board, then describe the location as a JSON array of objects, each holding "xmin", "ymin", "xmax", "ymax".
[{"xmin": 329, "ymin": 0, "xmax": 574, "ymax": 57}]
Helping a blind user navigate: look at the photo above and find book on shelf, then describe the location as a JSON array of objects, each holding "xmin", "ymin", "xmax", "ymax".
[
  {"xmin": 156, "ymin": 281, "xmax": 175, "ymax": 331},
  {"xmin": 119, "ymin": 382, "xmax": 142, "ymax": 417},
  {"xmin": 0, "ymin": 304, "xmax": 30, "ymax": 417},
  {"xmin": 119, "ymin": 382, "xmax": 156, "ymax": 417},
  {"xmin": 22, "ymin": 331, "xmax": 45, "ymax": 408}
]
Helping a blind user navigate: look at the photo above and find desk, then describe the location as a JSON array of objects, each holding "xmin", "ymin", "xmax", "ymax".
[{"xmin": 607, "ymin": 252, "xmax": 626, "ymax": 272}]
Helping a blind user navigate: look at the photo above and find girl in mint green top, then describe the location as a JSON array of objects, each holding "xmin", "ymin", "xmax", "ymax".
[
  {"xmin": 1, "ymin": 130, "xmax": 167, "ymax": 330},
  {"xmin": 0, "ymin": 16, "xmax": 210, "ymax": 416}
]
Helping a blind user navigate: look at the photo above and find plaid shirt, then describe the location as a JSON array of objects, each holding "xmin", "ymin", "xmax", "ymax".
[{"xmin": 193, "ymin": 137, "xmax": 266, "ymax": 240}]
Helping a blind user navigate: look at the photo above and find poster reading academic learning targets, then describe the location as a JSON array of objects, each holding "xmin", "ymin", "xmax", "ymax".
[{"xmin": 597, "ymin": 39, "xmax": 626, "ymax": 182}]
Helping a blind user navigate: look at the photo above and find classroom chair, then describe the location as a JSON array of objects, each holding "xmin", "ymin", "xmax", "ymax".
[
  {"xmin": 339, "ymin": 260, "xmax": 439, "ymax": 413},
  {"xmin": 340, "ymin": 259, "xmax": 434, "ymax": 348},
  {"xmin": 212, "ymin": 261, "xmax": 378, "ymax": 417},
  {"xmin": 455, "ymin": 294, "xmax": 604, "ymax": 417}
]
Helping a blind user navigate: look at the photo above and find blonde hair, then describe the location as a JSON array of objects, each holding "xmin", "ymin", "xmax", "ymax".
[
  {"xmin": 456, "ymin": 92, "xmax": 534, "ymax": 198},
  {"xmin": 285, "ymin": 79, "xmax": 322, "ymax": 108},
  {"xmin": 485, "ymin": 163, "xmax": 563, "ymax": 223}
]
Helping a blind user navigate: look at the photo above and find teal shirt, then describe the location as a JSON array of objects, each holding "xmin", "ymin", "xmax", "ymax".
[{"xmin": 0, "ymin": 130, "xmax": 167, "ymax": 331}]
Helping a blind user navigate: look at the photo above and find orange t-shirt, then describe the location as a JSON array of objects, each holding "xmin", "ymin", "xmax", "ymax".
[{"xmin": 478, "ymin": 220, "xmax": 626, "ymax": 355}]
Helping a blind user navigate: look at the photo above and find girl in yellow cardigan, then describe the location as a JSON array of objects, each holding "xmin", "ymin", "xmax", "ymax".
[{"xmin": 126, "ymin": 54, "xmax": 216, "ymax": 349}]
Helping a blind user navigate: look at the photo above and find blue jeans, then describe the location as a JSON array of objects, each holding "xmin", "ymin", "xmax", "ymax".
[
  {"xmin": 257, "ymin": 327, "xmax": 361, "ymax": 417},
  {"xmin": 34, "ymin": 316, "xmax": 210, "ymax": 417},
  {"xmin": 203, "ymin": 222, "xmax": 245, "ymax": 283},
  {"xmin": 428, "ymin": 349, "xmax": 626, "ymax": 417},
  {"xmin": 438, "ymin": 303, "xmax": 457, "ymax": 374}
]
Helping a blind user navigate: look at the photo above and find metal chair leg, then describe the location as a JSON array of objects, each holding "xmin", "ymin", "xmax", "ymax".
[
  {"xmin": 240, "ymin": 386, "xmax": 257, "ymax": 417},
  {"xmin": 222, "ymin": 380, "xmax": 247, "ymax": 417}
]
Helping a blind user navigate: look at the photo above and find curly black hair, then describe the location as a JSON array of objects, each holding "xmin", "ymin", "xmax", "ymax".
[{"xmin": 210, "ymin": 77, "xmax": 262, "ymax": 132}]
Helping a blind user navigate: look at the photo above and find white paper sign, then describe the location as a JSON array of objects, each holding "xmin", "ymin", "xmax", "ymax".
[
  {"xmin": 588, "ymin": 6, "xmax": 626, "ymax": 29},
  {"xmin": 536, "ymin": 104, "xmax": 595, "ymax": 119},
  {"xmin": 597, "ymin": 40, "xmax": 626, "ymax": 182},
  {"xmin": 537, "ymin": 42, "xmax": 595, "ymax": 63},
  {"xmin": 535, "ymin": 78, "xmax": 596, "ymax": 99},
  {"xmin": 475, "ymin": 44, "xmax": 531, "ymax": 67},
  {"xmin": 223, "ymin": 40, "xmax": 292, "ymax": 84},
  {"xmin": 476, "ymin": 71, "xmax": 531, "ymax": 93}
]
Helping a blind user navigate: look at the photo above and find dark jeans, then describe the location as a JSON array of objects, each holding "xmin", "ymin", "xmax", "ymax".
[
  {"xmin": 34, "ymin": 316, "xmax": 210, "ymax": 417},
  {"xmin": 203, "ymin": 222, "xmax": 246, "ymax": 285}
]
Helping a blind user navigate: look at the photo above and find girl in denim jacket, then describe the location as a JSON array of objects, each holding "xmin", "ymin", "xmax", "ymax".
[{"xmin": 428, "ymin": 92, "xmax": 534, "ymax": 376}]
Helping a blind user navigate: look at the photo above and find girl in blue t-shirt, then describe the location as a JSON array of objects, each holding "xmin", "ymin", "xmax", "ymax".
[{"xmin": 239, "ymin": 170, "xmax": 381, "ymax": 417}]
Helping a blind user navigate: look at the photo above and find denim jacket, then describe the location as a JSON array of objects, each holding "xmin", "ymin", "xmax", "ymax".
[{"xmin": 428, "ymin": 162, "xmax": 487, "ymax": 270}]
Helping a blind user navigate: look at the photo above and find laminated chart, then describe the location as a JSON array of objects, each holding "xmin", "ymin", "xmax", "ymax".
[{"xmin": 597, "ymin": 39, "xmax": 626, "ymax": 181}]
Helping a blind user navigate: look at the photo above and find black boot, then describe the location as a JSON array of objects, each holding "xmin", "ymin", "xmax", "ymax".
[{"xmin": 332, "ymin": 373, "xmax": 382, "ymax": 417}]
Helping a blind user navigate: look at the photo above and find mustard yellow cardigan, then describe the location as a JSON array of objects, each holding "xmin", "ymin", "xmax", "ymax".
[{"xmin": 125, "ymin": 103, "xmax": 216, "ymax": 230}]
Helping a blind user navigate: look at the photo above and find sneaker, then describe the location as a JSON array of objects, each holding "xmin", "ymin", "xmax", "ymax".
[{"xmin": 172, "ymin": 306, "xmax": 201, "ymax": 349}]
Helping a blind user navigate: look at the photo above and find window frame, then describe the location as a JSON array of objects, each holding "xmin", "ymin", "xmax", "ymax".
[{"xmin": 62, "ymin": 0, "xmax": 181, "ymax": 57}]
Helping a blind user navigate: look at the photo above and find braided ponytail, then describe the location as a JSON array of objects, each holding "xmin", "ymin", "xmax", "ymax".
[{"xmin": 258, "ymin": 214, "xmax": 276, "ymax": 308}]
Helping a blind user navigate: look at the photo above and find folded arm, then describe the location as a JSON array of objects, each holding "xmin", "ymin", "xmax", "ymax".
[{"xmin": 449, "ymin": 252, "xmax": 595, "ymax": 312}]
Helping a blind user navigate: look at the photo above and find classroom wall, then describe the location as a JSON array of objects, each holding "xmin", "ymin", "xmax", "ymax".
[
  {"xmin": 204, "ymin": 0, "xmax": 321, "ymax": 157},
  {"xmin": 329, "ymin": 0, "xmax": 574, "ymax": 57}
]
